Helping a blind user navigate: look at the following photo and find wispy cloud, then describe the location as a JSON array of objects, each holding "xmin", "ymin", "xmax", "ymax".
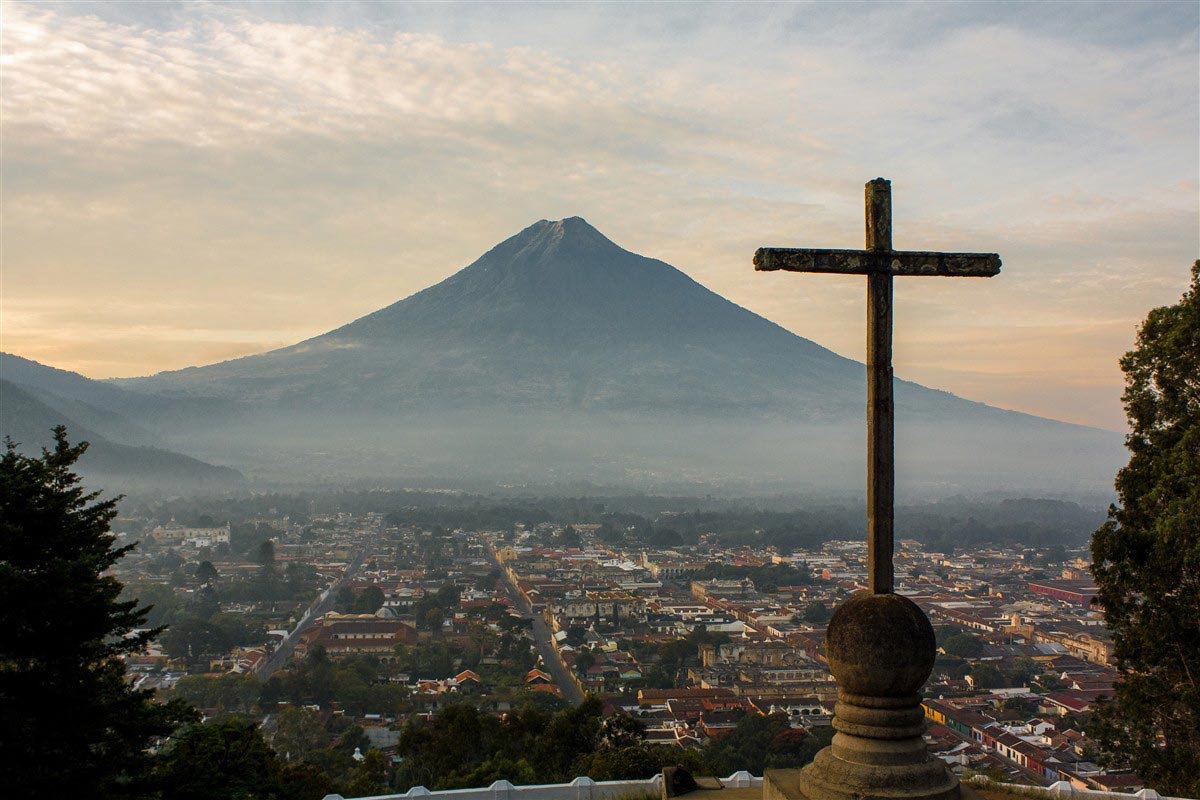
[{"xmin": 2, "ymin": 0, "xmax": 1196, "ymax": 430}]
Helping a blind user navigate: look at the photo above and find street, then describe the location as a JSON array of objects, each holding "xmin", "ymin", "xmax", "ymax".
[
  {"xmin": 488, "ymin": 548, "xmax": 584, "ymax": 706},
  {"xmin": 259, "ymin": 541, "xmax": 371, "ymax": 677}
]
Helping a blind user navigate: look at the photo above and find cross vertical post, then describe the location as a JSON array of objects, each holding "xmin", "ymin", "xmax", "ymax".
[
  {"xmin": 753, "ymin": 179, "xmax": 1001, "ymax": 800},
  {"xmin": 755, "ymin": 177, "xmax": 999, "ymax": 595},
  {"xmin": 865, "ymin": 178, "xmax": 893, "ymax": 594}
]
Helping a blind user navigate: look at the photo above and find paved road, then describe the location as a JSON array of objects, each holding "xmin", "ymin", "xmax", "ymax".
[
  {"xmin": 260, "ymin": 541, "xmax": 371, "ymax": 677},
  {"xmin": 488, "ymin": 548, "xmax": 584, "ymax": 706}
]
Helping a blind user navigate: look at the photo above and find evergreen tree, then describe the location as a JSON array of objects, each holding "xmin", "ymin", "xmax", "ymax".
[
  {"xmin": 1090, "ymin": 261, "xmax": 1200, "ymax": 796},
  {"xmin": 0, "ymin": 428, "xmax": 195, "ymax": 797}
]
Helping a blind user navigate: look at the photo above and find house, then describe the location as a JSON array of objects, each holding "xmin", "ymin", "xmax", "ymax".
[
  {"xmin": 293, "ymin": 613, "xmax": 418, "ymax": 660},
  {"xmin": 525, "ymin": 669, "xmax": 554, "ymax": 685}
]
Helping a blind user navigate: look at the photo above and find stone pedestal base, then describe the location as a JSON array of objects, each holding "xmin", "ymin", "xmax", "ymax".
[
  {"xmin": 765, "ymin": 690, "xmax": 958, "ymax": 800},
  {"xmin": 776, "ymin": 592, "xmax": 958, "ymax": 800},
  {"xmin": 765, "ymin": 769, "xmax": 976, "ymax": 800}
]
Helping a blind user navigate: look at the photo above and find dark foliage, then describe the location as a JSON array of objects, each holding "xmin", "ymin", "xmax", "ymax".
[
  {"xmin": 0, "ymin": 428, "xmax": 196, "ymax": 797},
  {"xmin": 152, "ymin": 718, "xmax": 337, "ymax": 800},
  {"xmin": 263, "ymin": 649, "xmax": 411, "ymax": 715},
  {"xmin": 1090, "ymin": 261, "xmax": 1200, "ymax": 796},
  {"xmin": 393, "ymin": 699, "xmax": 827, "ymax": 791},
  {"xmin": 395, "ymin": 698, "xmax": 607, "ymax": 789},
  {"xmin": 702, "ymin": 712, "xmax": 831, "ymax": 775}
]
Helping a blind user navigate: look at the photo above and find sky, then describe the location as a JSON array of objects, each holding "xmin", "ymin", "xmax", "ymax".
[{"xmin": 2, "ymin": 1, "xmax": 1197, "ymax": 432}]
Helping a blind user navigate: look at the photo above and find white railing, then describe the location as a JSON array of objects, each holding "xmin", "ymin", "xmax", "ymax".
[
  {"xmin": 971, "ymin": 779, "xmax": 1195, "ymax": 800},
  {"xmin": 324, "ymin": 771, "xmax": 762, "ymax": 800},
  {"xmin": 326, "ymin": 774, "xmax": 1194, "ymax": 800}
]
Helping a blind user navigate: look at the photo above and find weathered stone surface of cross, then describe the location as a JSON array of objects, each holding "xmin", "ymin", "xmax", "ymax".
[{"xmin": 755, "ymin": 178, "xmax": 1000, "ymax": 594}]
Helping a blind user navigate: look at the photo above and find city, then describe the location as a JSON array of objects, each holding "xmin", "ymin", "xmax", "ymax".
[{"xmin": 108, "ymin": 495, "xmax": 1127, "ymax": 794}]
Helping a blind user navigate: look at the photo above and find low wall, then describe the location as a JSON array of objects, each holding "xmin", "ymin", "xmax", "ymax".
[
  {"xmin": 326, "ymin": 774, "xmax": 1192, "ymax": 800},
  {"xmin": 969, "ymin": 779, "xmax": 1193, "ymax": 800},
  {"xmin": 325, "ymin": 771, "xmax": 763, "ymax": 800}
]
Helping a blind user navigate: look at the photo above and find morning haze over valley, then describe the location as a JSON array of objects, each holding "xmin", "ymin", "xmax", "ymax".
[{"xmin": 1, "ymin": 3, "xmax": 1197, "ymax": 800}]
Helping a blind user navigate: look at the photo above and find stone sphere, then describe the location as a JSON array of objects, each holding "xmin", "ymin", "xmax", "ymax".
[{"xmin": 825, "ymin": 592, "xmax": 936, "ymax": 697}]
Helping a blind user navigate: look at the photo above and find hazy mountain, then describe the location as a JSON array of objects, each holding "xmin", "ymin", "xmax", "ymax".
[
  {"xmin": 126, "ymin": 218, "xmax": 872, "ymax": 415},
  {"xmin": 2, "ymin": 352, "xmax": 144, "ymax": 413},
  {"xmin": 0, "ymin": 351, "xmax": 241, "ymax": 427},
  {"xmin": 0, "ymin": 379, "xmax": 245, "ymax": 493},
  {"xmin": 65, "ymin": 218, "xmax": 1123, "ymax": 491}
]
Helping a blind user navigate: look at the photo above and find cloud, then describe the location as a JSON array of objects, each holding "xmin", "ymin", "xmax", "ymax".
[{"xmin": 2, "ymin": 0, "xmax": 1196, "ymax": 430}]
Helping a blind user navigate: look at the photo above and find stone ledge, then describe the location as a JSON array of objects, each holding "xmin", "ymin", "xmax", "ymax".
[{"xmin": 764, "ymin": 769, "xmax": 982, "ymax": 800}]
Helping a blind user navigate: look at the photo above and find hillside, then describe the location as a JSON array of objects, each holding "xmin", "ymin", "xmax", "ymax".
[{"xmin": 0, "ymin": 379, "xmax": 246, "ymax": 493}]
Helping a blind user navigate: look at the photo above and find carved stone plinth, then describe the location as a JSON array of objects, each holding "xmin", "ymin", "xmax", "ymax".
[{"xmin": 766, "ymin": 592, "xmax": 958, "ymax": 800}]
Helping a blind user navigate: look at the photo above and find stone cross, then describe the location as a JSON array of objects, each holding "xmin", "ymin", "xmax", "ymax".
[
  {"xmin": 754, "ymin": 180, "xmax": 1002, "ymax": 800},
  {"xmin": 755, "ymin": 178, "xmax": 1000, "ymax": 594}
]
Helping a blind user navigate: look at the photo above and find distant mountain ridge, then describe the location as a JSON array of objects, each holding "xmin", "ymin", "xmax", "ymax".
[
  {"xmin": 0, "ymin": 376, "xmax": 245, "ymax": 492},
  {"xmin": 13, "ymin": 219, "xmax": 1124, "ymax": 491}
]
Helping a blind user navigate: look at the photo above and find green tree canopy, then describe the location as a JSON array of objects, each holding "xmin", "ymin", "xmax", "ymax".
[
  {"xmin": 801, "ymin": 601, "xmax": 832, "ymax": 625},
  {"xmin": 599, "ymin": 712, "xmax": 646, "ymax": 750},
  {"xmin": 273, "ymin": 706, "xmax": 332, "ymax": 761},
  {"xmin": 968, "ymin": 663, "xmax": 1004, "ymax": 690},
  {"xmin": 941, "ymin": 632, "xmax": 985, "ymax": 659},
  {"xmin": 0, "ymin": 429, "xmax": 196, "ymax": 797},
  {"xmin": 1090, "ymin": 261, "xmax": 1200, "ymax": 796},
  {"xmin": 344, "ymin": 749, "xmax": 389, "ymax": 797},
  {"xmin": 352, "ymin": 585, "xmax": 385, "ymax": 614},
  {"xmin": 702, "ymin": 712, "xmax": 829, "ymax": 776}
]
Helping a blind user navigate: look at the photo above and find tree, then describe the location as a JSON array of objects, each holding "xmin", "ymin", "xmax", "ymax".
[
  {"xmin": 172, "ymin": 673, "xmax": 261, "ymax": 714},
  {"xmin": 598, "ymin": 523, "xmax": 623, "ymax": 545},
  {"xmin": 189, "ymin": 583, "xmax": 221, "ymax": 620},
  {"xmin": 353, "ymin": 585, "xmax": 385, "ymax": 614},
  {"xmin": 161, "ymin": 612, "xmax": 259, "ymax": 664},
  {"xmin": 153, "ymin": 719, "xmax": 289, "ymax": 800},
  {"xmin": 599, "ymin": 712, "xmax": 646, "ymax": 750},
  {"xmin": 476, "ymin": 568, "xmax": 501, "ymax": 592},
  {"xmin": 195, "ymin": 559, "xmax": 219, "ymax": 585},
  {"xmin": 968, "ymin": 663, "xmax": 1004, "ymax": 690},
  {"xmin": 941, "ymin": 632, "xmax": 985, "ymax": 659},
  {"xmin": 588, "ymin": 743, "xmax": 703, "ymax": 780},
  {"xmin": 256, "ymin": 538, "xmax": 276, "ymax": 566},
  {"xmin": 801, "ymin": 601, "xmax": 832, "ymax": 625},
  {"xmin": 647, "ymin": 527, "xmax": 683, "ymax": 547},
  {"xmin": 565, "ymin": 625, "xmax": 588, "ymax": 648},
  {"xmin": 1005, "ymin": 656, "xmax": 1038, "ymax": 687},
  {"xmin": 344, "ymin": 749, "xmax": 389, "ymax": 797},
  {"xmin": 703, "ymin": 712, "xmax": 826, "ymax": 775},
  {"xmin": 422, "ymin": 606, "xmax": 446, "ymax": 633},
  {"xmin": 558, "ymin": 525, "xmax": 582, "ymax": 547},
  {"xmin": 1040, "ymin": 544, "xmax": 1067, "ymax": 567},
  {"xmin": 273, "ymin": 706, "xmax": 331, "ymax": 761},
  {"xmin": 0, "ymin": 429, "xmax": 195, "ymax": 797},
  {"xmin": 1090, "ymin": 261, "xmax": 1200, "ymax": 796},
  {"xmin": 529, "ymin": 695, "xmax": 603, "ymax": 780}
]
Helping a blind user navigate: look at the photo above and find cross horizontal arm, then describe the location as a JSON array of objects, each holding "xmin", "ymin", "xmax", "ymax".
[{"xmin": 754, "ymin": 247, "xmax": 1001, "ymax": 277}]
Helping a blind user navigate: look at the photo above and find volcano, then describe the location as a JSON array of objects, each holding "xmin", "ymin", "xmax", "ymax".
[
  {"xmin": 95, "ymin": 218, "xmax": 1122, "ymax": 490},
  {"xmin": 126, "ymin": 218, "xmax": 870, "ymax": 415}
]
